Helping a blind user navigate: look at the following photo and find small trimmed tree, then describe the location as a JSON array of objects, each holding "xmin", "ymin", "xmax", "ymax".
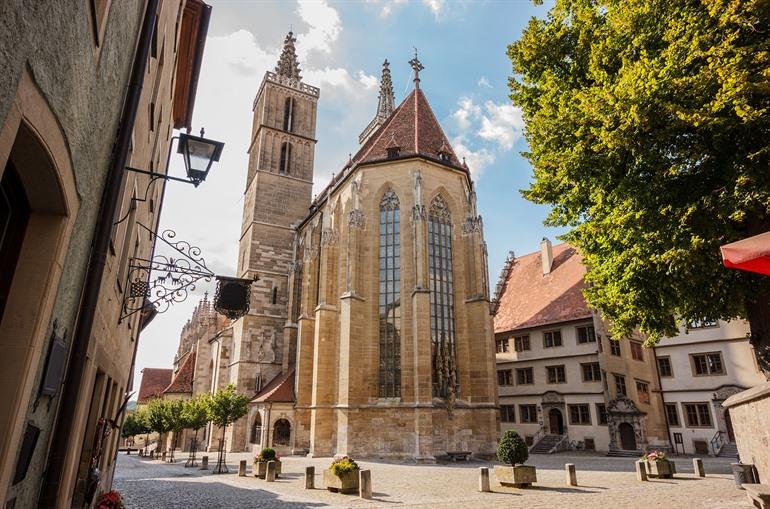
[
  {"xmin": 134, "ymin": 408, "xmax": 152, "ymax": 454},
  {"xmin": 497, "ymin": 430, "xmax": 529, "ymax": 466},
  {"xmin": 145, "ymin": 399, "xmax": 172, "ymax": 456},
  {"xmin": 205, "ymin": 384, "xmax": 249, "ymax": 473},
  {"xmin": 165, "ymin": 399, "xmax": 187, "ymax": 462},
  {"xmin": 181, "ymin": 395, "xmax": 210, "ymax": 466},
  {"xmin": 120, "ymin": 413, "xmax": 141, "ymax": 446}
]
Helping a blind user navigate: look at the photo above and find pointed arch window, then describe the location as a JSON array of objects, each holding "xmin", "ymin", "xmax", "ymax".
[
  {"xmin": 379, "ymin": 190, "xmax": 401, "ymax": 398},
  {"xmin": 279, "ymin": 141, "xmax": 292, "ymax": 174},
  {"xmin": 428, "ymin": 195, "xmax": 458, "ymax": 398},
  {"xmin": 283, "ymin": 97, "xmax": 295, "ymax": 132}
]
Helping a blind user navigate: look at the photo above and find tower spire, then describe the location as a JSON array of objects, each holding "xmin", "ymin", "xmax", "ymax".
[
  {"xmin": 408, "ymin": 48, "xmax": 424, "ymax": 89},
  {"xmin": 275, "ymin": 31, "xmax": 302, "ymax": 81},
  {"xmin": 376, "ymin": 59, "xmax": 395, "ymax": 119}
]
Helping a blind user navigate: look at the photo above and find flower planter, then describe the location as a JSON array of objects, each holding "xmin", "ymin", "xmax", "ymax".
[
  {"xmin": 645, "ymin": 460, "xmax": 673, "ymax": 479},
  {"xmin": 253, "ymin": 460, "xmax": 281, "ymax": 479},
  {"xmin": 323, "ymin": 469, "xmax": 359, "ymax": 494},
  {"xmin": 494, "ymin": 465, "xmax": 537, "ymax": 488}
]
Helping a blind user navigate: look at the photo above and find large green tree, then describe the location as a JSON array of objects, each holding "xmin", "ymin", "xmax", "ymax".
[
  {"xmin": 205, "ymin": 384, "xmax": 249, "ymax": 473},
  {"xmin": 508, "ymin": 0, "xmax": 770, "ymax": 376}
]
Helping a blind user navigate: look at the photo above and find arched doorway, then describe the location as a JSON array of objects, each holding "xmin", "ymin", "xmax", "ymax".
[
  {"xmin": 724, "ymin": 409, "xmax": 735, "ymax": 442},
  {"xmin": 250, "ymin": 414, "xmax": 262, "ymax": 444},
  {"xmin": 619, "ymin": 422, "xmax": 637, "ymax": 450},
  {"xmin": 548, "ymin": 408, "xmax": 564, "ymax": 435},
  {"xmin": 273, "ymin": 419, "xmax": 291, "ymax": 446}
]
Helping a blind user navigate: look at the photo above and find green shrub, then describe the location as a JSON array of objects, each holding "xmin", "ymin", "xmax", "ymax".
[
  {"xmin": 257, "ymin": 447, "xmax": 277, "ymax": 462},
  {"xmin": 497, "ymin": 430, "xmax": 529, "ymax": 466},
  {"xmin": 329, "ymin": 456, "xmax": 359, "ymax": 477}
]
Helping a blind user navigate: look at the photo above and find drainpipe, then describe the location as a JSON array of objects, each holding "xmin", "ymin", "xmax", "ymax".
[
  {"xmin": 40, "ymin": 1, "xmax": 159, "ymax": 505},
  {"xmin": 652, "ymin": 345, "xmax": 675, "ymax": 454}
]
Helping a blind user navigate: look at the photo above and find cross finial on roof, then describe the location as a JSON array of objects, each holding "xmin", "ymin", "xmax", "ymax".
[{"xmin": 409, "ymin": 48, "xmax": 424, "ymax": 89}]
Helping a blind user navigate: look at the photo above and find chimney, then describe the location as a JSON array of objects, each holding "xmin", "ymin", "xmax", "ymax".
[{"xmin": 541, "ymin": 237, "xmax": 553, "ymax": 275}]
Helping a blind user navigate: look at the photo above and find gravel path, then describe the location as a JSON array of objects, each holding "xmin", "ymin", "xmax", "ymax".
[{"xmin": 114, "ymin": 451, "xmax": 748, "ymax": 508}]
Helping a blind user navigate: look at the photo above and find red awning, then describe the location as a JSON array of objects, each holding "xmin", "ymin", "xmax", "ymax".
[{"xmin": 720, "ymin": 231, "xmax": 770, "ymax": 276}]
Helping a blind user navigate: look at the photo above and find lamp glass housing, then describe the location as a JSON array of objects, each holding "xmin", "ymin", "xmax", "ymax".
[{"xmin": 178, "ymin": 132, "xmax": 224, "ymax": 185}]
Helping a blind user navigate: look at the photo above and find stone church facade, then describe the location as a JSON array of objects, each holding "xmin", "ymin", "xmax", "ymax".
[{"xmin": 224, "ymin": 33, "xmax": 499, "ymax": 461}]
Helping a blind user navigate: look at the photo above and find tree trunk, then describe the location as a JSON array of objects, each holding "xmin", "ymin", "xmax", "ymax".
[{"xmin": 746, "ymin": 287, "xmax": 770, "ymax": 379}]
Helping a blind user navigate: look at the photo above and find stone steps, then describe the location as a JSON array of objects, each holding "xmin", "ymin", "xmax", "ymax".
[
  {"xmin": 607, "ymin": 449, "xmax": 642, "ymax": 458},
  {"xmin": 718, "ymin": 442, "xmax": 738, "ymax": 458},
  {"xmin": 530, "ymin": 435, "xmax": 562, "ymax": 454}
]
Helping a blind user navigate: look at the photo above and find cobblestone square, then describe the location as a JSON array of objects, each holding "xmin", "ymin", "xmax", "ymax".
[{"xmin": 114, "ymin": 452, "xmax": 748, "ymax": 508}]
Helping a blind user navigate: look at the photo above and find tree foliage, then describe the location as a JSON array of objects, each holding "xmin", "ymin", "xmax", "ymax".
[
  {"xmin": 182, "ymin": 395, "xmax": 210, "ymax": 431},
  {"xmin": 205, "ymin": 384, "xmax": 249, "ymax": 429},
  {"xmin": 508, "ymin": 0, "xmax": 770, "ymax": 373},
  {"xmin": 120, "ymin": 413, "xmax": 142, "ymax": 439},
  {"xmin": 497, "ymin": 430, "xmax": 529, "ymax": 466},
  {"xmin": 165, "ymin": 399, "xmax": 187, "ymax": 434},
  {"xmin": 144, "ymin": 398, "xmax": 173, "ymax": 435}
]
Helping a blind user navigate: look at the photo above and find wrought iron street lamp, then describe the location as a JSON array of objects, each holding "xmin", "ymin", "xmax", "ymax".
[{"xmin": 177, "ymin": 129, "xmax": 224, "ymax": 186}]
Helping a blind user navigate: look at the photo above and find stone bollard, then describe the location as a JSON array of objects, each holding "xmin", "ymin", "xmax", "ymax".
[
  {"xmin": 670, "ymin": 461, "xmax": 677, "ymax": 475},
  {"xmin": 161, "ymin": 451, "xmax": 167, "ymax": 462},
  {"xmin": 304, "ymin": 466, "xmax": 315, "ymax": 489},
  {"xmin": 200, "ymin": 455, "xmax": 209, "ymax": 470},
  {"xmin": 635, "ymin": 460, "xmax": 648, "ymax": 482},
  {"xmin": 693, "ymin": 458, "xmax": 705, "ymax": 477},
  {"xmin": 478, "ymin": 467, "xmax": 491, "ymax": 492},
  {"xmin": 239, "ymin": 460, "xmax": 247, "ymax": 477},
  {"xmin": 565, "ymin": 463, "xmax": 578, "ymax": 486},
  {"xmin": 266, "ymin": 460, "xmax": 276, "ymax": 482},
  {"xmin": 359, "ymin": 470, "xmax": 372, "ymax": 499}
]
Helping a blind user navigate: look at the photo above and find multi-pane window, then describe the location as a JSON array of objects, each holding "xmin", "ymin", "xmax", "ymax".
[
  {"xmin": 546, "ymin": 365, "xmax": 566, "ymax": 384},
  {"xmin": 576, "ymin": 325, "xmax": 596, "ymax": 344},
  {"xmin": 636, "ymin": 381, "xmax": 650, "ymax": 404},
  {"xmin": 495, "ymin": 337, "xmax": 509, "ymax": 353},
  {"xmin": 615, "ymin": 374, "xmax": 627, "ymax": 396},
  {"xmin": 516, "ymin": 367, "xmax": 534, "ymax": 385},
  {"xmin": 683, "ymin": 403, "xmax": 713, "ymax": 427},
  {"xmin": 497, "ymin": 370, "xmax": 513, "ymax": 386},
  {"xmin": 544, "ymin": 330, "xmax": 562, "ymax": 348},
  {"xmin": 520, "ymin": 404, "xmax": 537, "ymax": 423},
  {"xmin": 657, "ymin": 356, "xmax": 673, "ymax": 377},
  {"xmin": 688, "ymin": 318, "xmax": 718, "ymax": 329},
  {"xmin": 691, "ymin": 353, "xmax": 725, "ymax": 376},
  {"xmin": 581, "ymin": 362, "xmax": 602, "ymax": 382},
  {"xmin": 596, "ymin": 404, "xmax": 608, "ymax": 425},
  {"xmin": 568, "ymin": 404, "xmax": 591, "ymax": 425},
  {"xmin": 514, "ymin": 335, "xmax": 531, "ymax": 352},
  {"xmin": 630, "ymin": 341, "xmax": 644, "ymax": 361},
  {"xmin": 665, "ymin": 404, "xmax": 680, "ymax": 427},
  {"xmin": 610, "ymin": 339, "xmax": 622, "ymax": 356},
  {"xmin": 500, "ymin": 405, "xmax": 516, "ymax": 423},
  {"xmin": 428, "ymin": 196, "xmax": 457, "ymax": 398},
  {"xmin": 378, "ymin": 190, "xmax": 401, "ymax": 398}
]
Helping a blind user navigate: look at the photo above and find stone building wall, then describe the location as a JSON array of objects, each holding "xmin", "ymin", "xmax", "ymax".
[{"xmin": 724, "ymin": 382, "xmax": 770, "ymax": 483}]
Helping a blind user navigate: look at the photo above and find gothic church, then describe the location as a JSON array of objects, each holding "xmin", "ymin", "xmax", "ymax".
[{"xmin": 221, "ymin": 32, "xmax": 499, "ymax": 461}]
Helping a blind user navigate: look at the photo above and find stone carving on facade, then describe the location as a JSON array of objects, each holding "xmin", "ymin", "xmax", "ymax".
[
  {"xmin": 434, "ymin": 334, "xmax": 458, "ymax": 416},
  {"xmin": 607, "ymin": 396, "xmax": 646, "ymax": 452},
  {"xmin": 320, "ymin": 228, "xmax": 338, "ymax": 246},
  {"xmin": 348, "ymin": 209, "xmax": 365, "ymax": 229},
  {"xmin": 461, "ymin": 215, "xmax": 483, "ymax": 235},
  {"xmin": 411, "ymin": 170, "xmax": 426, "ymax": 223},
  {"xmin": 712, "ymin": 385, "xmax": 743, "ymax": 401},
  {"xmin": 541, "ymin": 391, "xmax": 565, "ymax": 405},
  {"xmin": 429, "ymin": 194, "xmax": 451, "ymax": 222}
]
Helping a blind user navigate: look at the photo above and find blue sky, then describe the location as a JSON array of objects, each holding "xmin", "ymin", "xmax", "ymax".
[{"xmin": 133, "ymin": 0, "xmax": 566, "ymax": 392}]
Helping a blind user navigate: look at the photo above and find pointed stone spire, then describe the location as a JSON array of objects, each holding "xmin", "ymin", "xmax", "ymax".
[
  {"xmin": 377, "ymin": 59, "xmax": 395, "ymax": 119},
  {"xmin": 275, "ymin": 31, "xmax": 302, "ymax": 81},
  {"xmin": 359, "ymin": 58, "xmax": 398, "ymax": 145}
]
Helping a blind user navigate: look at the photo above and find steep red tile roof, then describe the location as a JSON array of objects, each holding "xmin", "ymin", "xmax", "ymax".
[
  {"xmin": 353, "ymin": 88, "xmax": 462, "ymax": 167},
  {"xmin": 137, "ymin": 368, "xmax": 173, "ymax": 403},
  {"xmin": 494, "ymin": 243, "xmax": 592, "ymax": 333},
  {"xmin": 164, "ymin": 351, "xmax": 196, "ymax": 394},
  {"xmin": 251, "ymin": 369, "xmax": 294, "ymax": 403}
]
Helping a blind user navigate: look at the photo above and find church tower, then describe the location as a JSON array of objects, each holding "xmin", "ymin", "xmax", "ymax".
[{"xmin": 228, "ymin": 32, "xmax": 320, "ymax": 451}]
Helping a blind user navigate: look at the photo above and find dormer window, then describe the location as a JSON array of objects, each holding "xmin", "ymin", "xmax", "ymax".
[
  {"xmin": 438, "ymin": 150, "xmax": 450, "ymax": 162},
  {"xmin": 386, "ymin": 147, "xmax": 400, "ymax": 159}
]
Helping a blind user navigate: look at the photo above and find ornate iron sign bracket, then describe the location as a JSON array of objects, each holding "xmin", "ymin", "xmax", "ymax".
[{"xmin": 120, "ymin": 223, "xmax": 214, "ymax": 323}]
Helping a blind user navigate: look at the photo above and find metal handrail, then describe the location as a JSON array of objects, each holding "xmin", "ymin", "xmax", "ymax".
[
  {"xmin": 529, "ymin": 425, "xmax": 547, "ymax": 452},
  {"xmin": 549, "ymin": 434, "xmax": 570, "ymax": 454},
  {"xmin": 710, "ymin": 430, "xmax": 725, "ymax": 456}
]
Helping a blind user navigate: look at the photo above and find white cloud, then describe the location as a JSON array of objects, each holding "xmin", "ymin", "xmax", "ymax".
[
  {"xmin": 422, "ymin": 0, "xmax": 446, "ymax": 16},
  {"xmin": 478, "ymin": 100, "xmax": 524, "ymax": 150},
  {"xmin": 477, "ymin": 76, "xmax": 492, "ymax": 88},
  {"xmin": 452, "ymin": 135, "xmax": 495, "ymax": 178},
  {"xmin": 296, "ymin": 0, "xmax": 341, "ymax": 58},
  {"xmin": 367, "ymin": 0, "xmax": 408, "ymax": 17},
  {"xmin": 452, "ymin": 96, "xmax": 481, "ymax": 130}
]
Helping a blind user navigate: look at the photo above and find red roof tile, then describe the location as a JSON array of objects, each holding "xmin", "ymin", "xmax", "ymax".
[
  {"xmin": 493, "ymin": 243, "xmax": 592, "ymax": 333},
  {"xmin": 251, "ymin": 369, "xmax": 294, "ymax": 403},
  {"xmin": 137, "ymin": 368, "xmax": 173, "ymax": 403},
  {"xmin": 353, "ymin": 88, "xmax": 462, "ymax": 167},
  {"xmin": 164, "ymin": 351, "xmax": 196, "ymax": 394}
]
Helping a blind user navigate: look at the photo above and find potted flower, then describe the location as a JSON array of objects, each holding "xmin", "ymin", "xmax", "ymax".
[
  {"xmin": 641, "ymin": 450, "xmax": 673, "ymax": 478},
  {"xmin": 494, "ymin": 430, "xmax": 537, "ymax": 488},
  {"xmin": 323, "ymin": 456, "xmax": 360, "ymax": 494},
  {"xmin": 96, "ymin": 490, "xmax": 124, "ymax": 509},
  {"xmin": 253, "ymin": 447, "xmax": 281, "ymax": 479}
]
